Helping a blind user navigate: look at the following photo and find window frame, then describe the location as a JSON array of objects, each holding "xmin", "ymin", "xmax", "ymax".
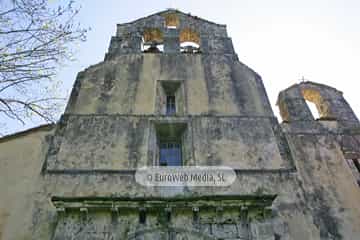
[
  {"xmin": 166, "ymin": 95, "xmax": 176, "ymax": 115},
  {"xmin": 159, "ymin": 141, "xmax": 182, "ymax": 166}
]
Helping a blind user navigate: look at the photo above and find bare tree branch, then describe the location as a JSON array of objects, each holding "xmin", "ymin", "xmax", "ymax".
[{"xmin": 0, "ymin": 0, "xmax": 88, "ymax": 133}]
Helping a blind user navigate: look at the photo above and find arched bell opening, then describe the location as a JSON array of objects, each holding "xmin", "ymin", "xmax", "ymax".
[
  {"xmin": 142, "ymin": 28, "xmax": 164, "ymax": 53},
  {"xmin": 301, "ymin": 88, "xmax": 332, "ymax": 120},
  {"xmin": 164, "ymin": 13, "xmax": 180, "ymax": 29},
  {"xmin": 179, "ymin": 28, "xmax": 201, "ymax": 54}
]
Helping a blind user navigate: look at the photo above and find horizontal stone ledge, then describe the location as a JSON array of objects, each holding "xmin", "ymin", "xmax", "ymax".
[
  {"xmin": 281, "ymin": 119, "xmax": 359, "ymax": 124},
  {"xmin": 59, "ymin": 113, "xmax": 278, "ymax": 119},
  {"xmin": 44, "ymin": 169, "xmax": 137, "ymax": 175},
  {"xmin": 44, "ymin": 168, "xmax": 297, "ymax": 175},
  {"xmin": 105, "ymin": 52, "xmax": 236, "ymax": 56},
  {"xmin": 51, "ymin": 195, "xmax": 276, "ymax": 212}
]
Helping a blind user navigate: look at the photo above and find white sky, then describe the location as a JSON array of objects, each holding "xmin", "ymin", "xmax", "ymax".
[{"xmin": 4, "ymin": 0, "xmax": 360, "ymax": 134}]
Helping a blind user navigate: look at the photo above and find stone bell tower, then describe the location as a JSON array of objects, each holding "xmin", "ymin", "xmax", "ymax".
[
  {"xmin": 45, "ymin": 9, "xmax": 290, "ymax": 239},
  {"xmin": 1, "ymin": 9, "xmax": 360, "ymax": 240}
]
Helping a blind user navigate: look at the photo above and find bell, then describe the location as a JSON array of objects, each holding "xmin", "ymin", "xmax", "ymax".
[{"xmin": 145, "ymin": 42, "xmax": 161, "ymax": 53}]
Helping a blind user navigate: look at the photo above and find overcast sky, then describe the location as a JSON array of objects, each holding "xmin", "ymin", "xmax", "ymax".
[{"xmin": 5, "ymin": 0, "xmax": 360, "ymax": 134}]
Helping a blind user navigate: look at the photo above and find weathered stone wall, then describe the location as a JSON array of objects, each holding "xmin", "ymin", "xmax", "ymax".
[
  {"xmin": 65, "ymin": 54, "xmax": 271, "ymax": 117},
  {"xmin": 276, "ymin": 81, "xmax": 360, "ymax": 239},
  {"xmin": 2, "ymin": 131, "xmax": 360, "ymax": 239},
  {"xmin": 283, "ymin": 133, "xmax": 360, "ymax": 239},
  {"xmin": 44, "ymin": 115, "xmax": 292, "ymax": 172}
]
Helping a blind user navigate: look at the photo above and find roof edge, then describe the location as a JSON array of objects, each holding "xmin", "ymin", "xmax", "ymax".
[
  {"xmin": 0, "ymin": 123, "xmax": 56, "ymax": 143},
  {"xmin": 117, "ymin": 9, "xmax": 226, "ymax": 27},
  {"xmin": 277, "ymin": 80, "xmax": 343, "ymax": 104}
]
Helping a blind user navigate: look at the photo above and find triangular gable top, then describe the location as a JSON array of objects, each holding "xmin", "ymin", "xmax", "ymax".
[
  {"xmin": 279, "ymin": 81, "xmax": 343, "ymax": 96},
  {"xmin": 117, "ymin": 9, "xmax": 226, "ymax": 27},
  {"xmin": 277, "ymin": 81, "xmax": 343, "ymax": 105}
]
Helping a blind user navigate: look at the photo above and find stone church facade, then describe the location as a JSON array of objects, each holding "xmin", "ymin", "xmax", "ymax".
[{"xmin": 1, "ymin": 9, "xmax": 360, "ymax": 240}]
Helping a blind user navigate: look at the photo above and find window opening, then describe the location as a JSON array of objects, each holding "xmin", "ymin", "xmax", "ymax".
[
  {"xmin": 155, "ymin": 122, "xmax": 186, "ymax": 167},
  {"xmin": 346, "ymin": 159, "xmax": 360, "ymax": 187},
  {"xmin": 193, "ymin": 210, "xmax": 199, "ymax": 223},
  {"xmin": 166, "ymin": 211, "xmax": 171, "ymax": 222},
  {"xmin": 301, "ymin": 88, "xmax": 332, "ymax": 120},
  {"xmin": 139, "ymin": 210, "xmax": 146, "ymax": 224},
  {"xmin": 159, "ymin": 142, "xmax": 182, "ymax": 166},
  {"xmin": 160, "ymin": 81, "xmax": 181, "ymax": 115},
  {"xmin": 353, "ymin": 159, "xmax": 360, "ymax": 173},
  {"xmin": 166, "ymin": 95, "xmax": 176, "ymax": 115},
  {"xmin": 305, "ymin": 100, "xmax": 320, "ymax": 120}
]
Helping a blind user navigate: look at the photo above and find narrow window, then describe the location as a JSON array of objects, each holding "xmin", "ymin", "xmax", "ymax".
[
  {"xmin": 160, "ymin": 81, "xmax": 182, "ymax": 115},
  {"xmin": 346, "ymin": 159, "xmax": 360, "ymax": 187},
  {"xmin": 159, "ymin": 142, "xmax": 182, "ymax": 166},
  {"xmin": 166, "ymin": 95, "xmax": 176, "ymax": 115},
  {"xmin": 139, "ymin": 210, "xmax": 146, "ymax": 224},
  {"xmin": 166, "ymin": 211, "xmax": 171, "ymax": 222},
  {"xmin": 193, "ymin": 210, "xmax": 199, "ymax": 223},
  {"xmin": 352, "ymin": 159, "xmax": 360, "ymax": 173},
  {"xmin": 305, "ymin": 100, "xmax": 320, "ymax": 120}
]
